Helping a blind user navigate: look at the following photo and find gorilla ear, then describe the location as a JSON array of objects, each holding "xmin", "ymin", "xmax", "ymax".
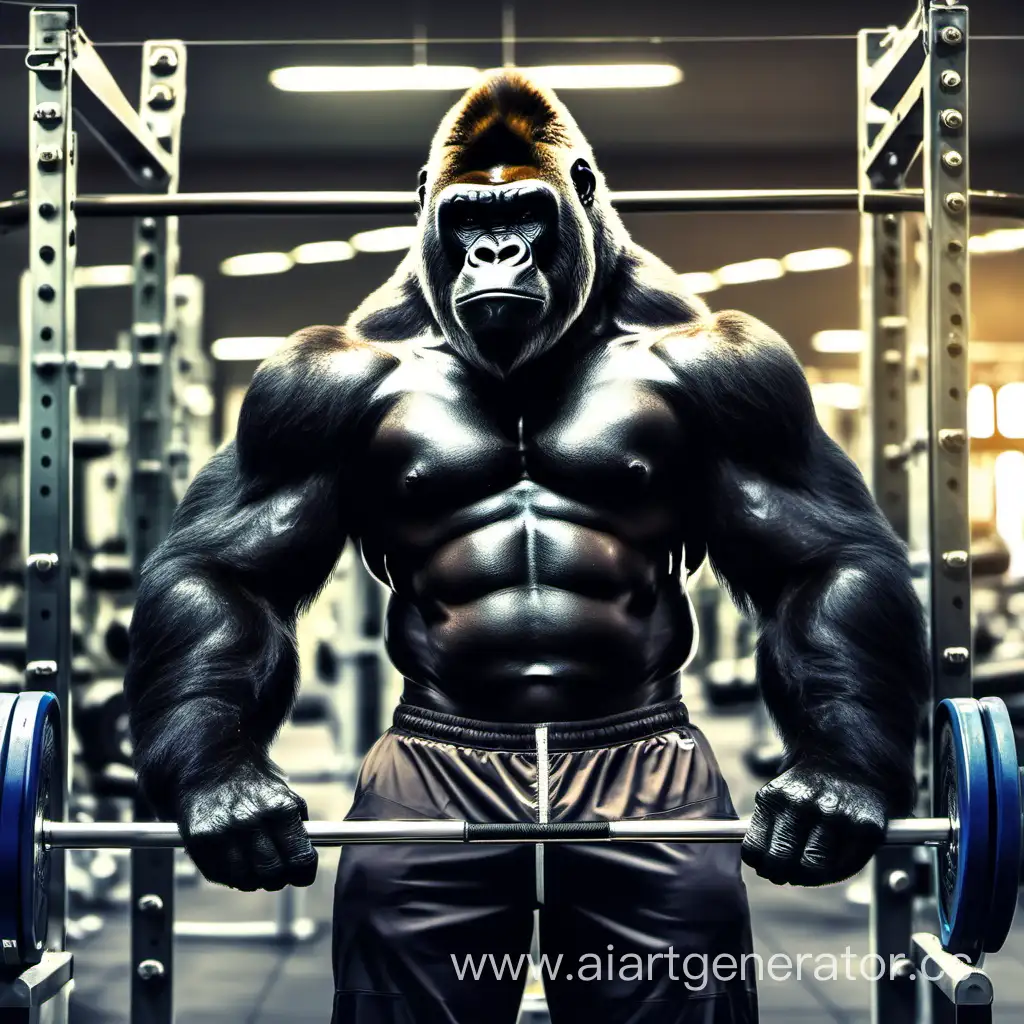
[
  {"xmin": 570, "ymin": 158, "xmax": 596, "ymax": 208},
  {"xmin": 416, "ymin": 167, "xmax": 428, "ymax": 212}
]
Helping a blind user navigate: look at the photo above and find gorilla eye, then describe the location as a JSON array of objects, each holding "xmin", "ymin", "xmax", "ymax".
[
  {"xmin": 516, "ymin": 208, "xmax": 537, "ymax": 224},
  {"xmin": 455, "ymin": 209, "xmax": 479, "ymax": 230}
]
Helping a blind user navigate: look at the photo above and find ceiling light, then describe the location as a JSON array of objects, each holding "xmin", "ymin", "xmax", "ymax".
[
  {"xmin": 715, "ymin": 258, "xmax": 785, "ymax": 286},
  {"xmin": 220, "ymin": 252, "xmax": 294, "ymax": 277},
  {"xmin": 968, "ymin": 228, "xmax": 1024, "ymax": 254},
  {"xmin": 810, "ymin": 382, "xmax": 862, "ymax": 410},
  {"xmin": 811, "ymin": 329, "xmax": 865, "ymax": 354},
  {"xmin": 968, "ymin": 384, "xmax": 995, "ymax": 439},
  {"xmin": 781, "ymin": 247, "xmax": 853, "ymax": 273},
  {"xmin": 523, "ymin": 64, "xmax": 682, "ymax": 90},
  {"xmin": 678, "ymin": 271, "xmax": 719, "ymax": 294},
  {"xmin": 350, "ymin": 225, "xmax": 419, "ymax": 253},
  {"xmin": 74, "ymin": 265, "xmax": 134, "ymax": 288},
  {"xmin": 997, "ymin": 383, "xmax": 1024, "ymax": 438},
  {"xmin": 291, "ymin": 240, "xmax": 356, "ymax": 265},
  {"xmin": 211, "ymin": 337, "xmax": 287, "ymax": 361},
  {"xmin": 270, "ymin": 65, "xmax": 482, "ymax": 92}
]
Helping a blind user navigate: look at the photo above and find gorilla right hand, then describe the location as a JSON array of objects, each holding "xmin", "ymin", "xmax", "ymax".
[{"xmin": 176, "ymin": 762, "xmax": 318, "ymax": 891}]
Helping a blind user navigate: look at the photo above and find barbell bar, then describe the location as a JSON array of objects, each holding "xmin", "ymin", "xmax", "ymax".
[
  {"xmin": 41, "ymin": 816, "xmax": 951, "ymax": 849},
  {"xmin": 1, "ymin": 188, "xmax": 1023, "ymax": 227},
  {"xmin": 0, "ymin": 691, "xmax": 1020, "ymax": 972}
]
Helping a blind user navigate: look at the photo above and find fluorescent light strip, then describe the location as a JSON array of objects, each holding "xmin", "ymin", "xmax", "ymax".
[
  {"xmin": 781, "ymin": 247, "xmax": 852, "ymax": 273},
  {"xmin": 350, "ymin": 225, "xmax": 419, "ymax": 253},
  {"xmin": 291, "ymin": 240, "xmax": 356, "ymax": 264},
  {"xmin": 715, "ymin": 258, "xmax": 784, "ymax": 286},
  {"xmin": 211, "ymin": 337, "xmax": 287, "ymax": 361},
  {"xmin": 271, "ymin": 65, "xmax": 482, "ymax": 92},
  {"xmin": 270, "ymin": 63, "xmax": 682, "ymax": 93},
  {"xmin": 811, "ymin": 329, "xmax": 865, "ymax": 354},
  {"xmin": 522, "ymin": 64, "xmax": 682, "ymax": 89},
  {"xmin": 220, "ymin": 252, "xmax": 294, "ymax": 277},
  {"xmin": 678, "ymin": 271, "xmax": 719, "ymax": 294}
]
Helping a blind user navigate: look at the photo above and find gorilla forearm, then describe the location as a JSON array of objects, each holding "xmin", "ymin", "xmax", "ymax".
[
  {"xmin": 125, "ymin": 435, "xmax": 347, "ymax": 817},
  {"xmin": 755, "ymin": 552, "xmax": 927, "ymax": 813},
  {"xmin": 125, "ymin": 553, "xmax": 299, "ymax": 816}
]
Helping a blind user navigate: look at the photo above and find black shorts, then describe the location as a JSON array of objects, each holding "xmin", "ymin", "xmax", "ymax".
[{"xmin": 332, "ymin": 699, "xmax": 758, "ymax": 1023}]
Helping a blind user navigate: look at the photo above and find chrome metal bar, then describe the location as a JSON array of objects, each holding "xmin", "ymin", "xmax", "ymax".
[
  {"xmin": 42, "ymin": 816, "xmax": 951, "ymax": 849},
  {"xmin": 0, "ymin": 188, "xmax": 1021, "ymax": 227}
]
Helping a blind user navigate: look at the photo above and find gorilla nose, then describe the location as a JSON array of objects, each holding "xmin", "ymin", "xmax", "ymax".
[{"xmin": 467, "ymin": 235, "xmax": 529, "ymax": 269}]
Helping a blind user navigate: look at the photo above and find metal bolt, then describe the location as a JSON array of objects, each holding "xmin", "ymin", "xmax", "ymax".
[
  {"xmin": 28, "ymin": 554, "xmax": 57, "ymax": 574},
  {"xmin": 883, "ymin": 443, "xmax": 905, "ymax": 465},
  {"xmin": 891, "ymin": 957, "xmax": 916, "ymax": 979},
  {"xmin": 26, "ymin": 661, "xmax": 57, "ymax": 677},
  {"xmin": 938, "ymin": 428, "xmax": 967, "ymax": 452},
  {"xmin": 37, "ymin": 284, "xmax": 55, "ymax": 303},
  {"xmin": 137, "ymin": 959, "xmax": 166, "ymax": 981},
  {"xmin": 139, "ymin": 218, "xmax": 158, "ymax": 240},
  {"xmin": 887, "ymin": 869, "xmax": 912, "ymax": 893},
  {"xmin": 943, "ymin": 647, "xmax": 970, "ymax": 665},
  {"xmin": 38, "ymin": 203, "xmax": 57, "ymax": 220},
  {"xmin": 147, "ymin": 83, "xmax": 175, "ymax": 111},
  {"xmin": 150, "ymin": 47, "xmax": 178, "ymax": 73},
  {"xmin": 941, "ymin": 69, "xmax": 962, "ymax": 90},
  {"xmin": 36, "ymin": 146, "xmax": 62, "ymax": 166},
  {"xmin": 137, "ymin": 894, "xmax": 164, "ymax": 914},
  {"xmin": 940, "ymin": 108, "xmax": 963, "ymax": 130},
  {"xmin": 944, "ymin": 192, "xmax": 967, "ymax": 214},
  {"xmin": 33, "ymin": 103, "xmax": 62, "ymax": 125},
  {"xmin": 39, "ymin": 246, "xmax": 55, "ymax": 264},
  {"xmin": 947, "ymin": 334, "xmax": 963, "ymax": 356},
  {"xmin": 942, "ymin": 550, "xmax": 969, "ymax": 570},
  {"xmin": 882, "ymin": 349, "xmax": 903, "ymax": 366},
  {"xmin": 942, "ymin": 150, "xmax": 963, "ymax": 170},
  {"xmin": 940, "ymin": 26, "xmax": 963, "ymax": 46}
]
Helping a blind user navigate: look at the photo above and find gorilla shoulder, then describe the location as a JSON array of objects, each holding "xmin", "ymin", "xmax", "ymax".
[
  {"xmin": 651, "ymin": 310, "xmax": 817, "ymax": 454},
  {"xmin": 236, "ymin": 325, "xmax": 397, "ymax": 478}
]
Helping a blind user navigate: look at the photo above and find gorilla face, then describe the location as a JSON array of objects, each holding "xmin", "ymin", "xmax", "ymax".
[
  {"xmin": 413, "ymin": 73, "xmax": 611, "ymax": 378},
  {"xmin": 436, "ymin": 179, "xmax": 559, "ymax": 367}
]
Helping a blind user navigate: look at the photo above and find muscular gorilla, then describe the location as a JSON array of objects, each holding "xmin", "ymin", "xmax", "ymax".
[{"xmin": 125, "ymin": 71, "xmax": 928, "ymax": 1023}]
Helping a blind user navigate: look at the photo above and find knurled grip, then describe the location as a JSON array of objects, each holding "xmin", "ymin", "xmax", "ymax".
[{"xmin": 465, "ymin": 821, "xmax": 611, "ymax": 840}]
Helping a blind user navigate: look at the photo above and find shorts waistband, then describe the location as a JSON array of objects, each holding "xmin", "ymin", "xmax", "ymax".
[{"xmin": 391, "ymin": 698, "xmax": 690, "ymax": 752}]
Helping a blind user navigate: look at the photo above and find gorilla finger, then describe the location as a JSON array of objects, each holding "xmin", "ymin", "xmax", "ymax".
[
  {"xmin": 740, "ymin": 805, "xmax": 777, "ymax": 874},
  {"xmin": 222, "ymin": 843, "xmax": 261, "ymax": 892},
  {"xmin": 249, "ymin": 831, "xmax": 288, "ymax": 892},
  {"xmin": 264, "ymin": 810, "xmax": 317, "ymax": 887},
  {"xmin": 756, "ymin": 809, "xmax": 816, "ymax": 885},
  {"xmin": 188, "ymin": 837, "xmax": 257, "ymax": 891}
]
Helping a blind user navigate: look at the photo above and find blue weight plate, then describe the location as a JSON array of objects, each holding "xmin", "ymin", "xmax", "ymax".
[
  {"xmin": 935, "ymin": 698, "xmax": 990, "ymax": 961},
  {"xmin": 979, "ymin": 696, "xmax": 1022, "ymax": 953},
  {"xmin": 0, "ymin": 693, "xmax": 19, "ymax": 966},
  {"xmin": 0, "ymin": 692, "xmax": 26, "ymax": 965},
  {"xmin": 1, "ymin": 692, "xmax": 60, "ymax": 966}
]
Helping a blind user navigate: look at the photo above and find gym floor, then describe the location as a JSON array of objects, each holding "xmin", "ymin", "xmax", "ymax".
[{"xmin": 66, "ymin": 686, "xmax": 1024, "ymax": 1024}]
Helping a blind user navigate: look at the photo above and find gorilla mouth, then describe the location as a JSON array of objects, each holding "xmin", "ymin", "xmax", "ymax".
[{"xmin": 455, "ymin": 289, "xmax": 545, "ymax": 308}]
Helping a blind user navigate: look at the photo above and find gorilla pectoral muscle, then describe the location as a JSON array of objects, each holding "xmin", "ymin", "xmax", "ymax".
[{"xmin": 126, "ymin": 72, "xmax": 927, "ymax": 806}]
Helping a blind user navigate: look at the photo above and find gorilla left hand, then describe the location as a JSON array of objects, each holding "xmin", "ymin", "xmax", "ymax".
[{"xmin": 741, "ymin": 761, "xmax": 889, "ymax": 886}]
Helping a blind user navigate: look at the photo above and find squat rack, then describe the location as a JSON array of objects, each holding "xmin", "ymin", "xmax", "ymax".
[{"xmin": 1, "ymin": 2, "xmax": 1011, "ymax": 1023}]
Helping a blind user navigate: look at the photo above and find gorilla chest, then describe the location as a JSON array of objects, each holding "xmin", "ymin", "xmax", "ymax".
[{"xmin": 364, "ymin": 365, "xmax": 685, "ymax": 520}]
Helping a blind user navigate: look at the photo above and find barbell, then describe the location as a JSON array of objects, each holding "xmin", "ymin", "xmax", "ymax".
[{"xmin": 0, "ymin": 691, "xmax": 1020, "ymax": 970}]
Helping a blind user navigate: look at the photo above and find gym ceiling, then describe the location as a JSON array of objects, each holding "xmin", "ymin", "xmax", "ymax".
[{"xmin": 0, "ymin": 0, "xmax": 1022, "ymax": 392}]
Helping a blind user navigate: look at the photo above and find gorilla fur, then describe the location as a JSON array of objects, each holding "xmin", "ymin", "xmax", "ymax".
[
  {"xmin": 350, "ymin": 71, "xmax": 705, "ymax": 375},
  {"xmin": 125, "ymin": 69, "xmax": 929, "ymax": 879}
]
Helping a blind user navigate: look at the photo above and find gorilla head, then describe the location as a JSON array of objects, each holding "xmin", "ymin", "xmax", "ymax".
[
  {"xmin": 414, "ymin": 71, "xmax": 623, "ymax": 375},
  {"xmin": 349, "ymin": 70, "xmax": 700, "ymax": 377}
]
